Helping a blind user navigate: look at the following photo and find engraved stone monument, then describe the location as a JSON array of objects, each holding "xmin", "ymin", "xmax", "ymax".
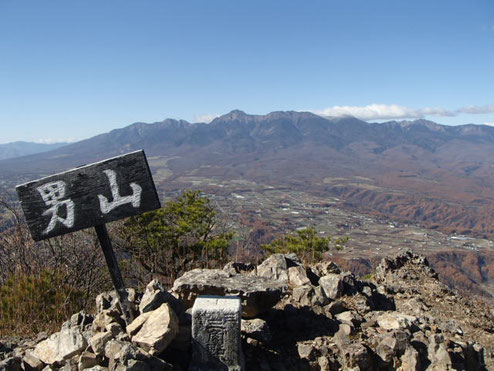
[{"xmin": 190, "ymin": 296, "xmax": 244, "ymax": 371}]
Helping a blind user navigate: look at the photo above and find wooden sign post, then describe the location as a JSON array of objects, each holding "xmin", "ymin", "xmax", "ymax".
[{"xmin": 16, "ymin": 150, "xmax": 161, "ymax": 323}]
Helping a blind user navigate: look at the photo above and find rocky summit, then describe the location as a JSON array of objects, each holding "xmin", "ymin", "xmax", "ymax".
[{"xmin": 1, "ymin": 250, "xmax": 493, "ymax": 370}]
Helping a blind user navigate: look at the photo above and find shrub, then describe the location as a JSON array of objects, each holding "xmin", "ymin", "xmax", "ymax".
[
  {"xmin": 261, "ymin": 226, "xmax": 348, "ymax": 264},
  {"xmin": 0, "ymin": 269, "xmax": 85, "ymax": 336},
  {"xmin": 121, "ymin": 190, "xmax": 234, "ymax": 284}
]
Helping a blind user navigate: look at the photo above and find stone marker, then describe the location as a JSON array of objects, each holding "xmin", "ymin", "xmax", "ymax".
[{"xmin": 190, "ymin": 296, "xmax": 244, "ymax": 371}]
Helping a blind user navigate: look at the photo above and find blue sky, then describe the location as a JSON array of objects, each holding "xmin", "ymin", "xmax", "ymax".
[{"xmin": 1, "ymin": 0, "xmax": 493, "ymax": 143}]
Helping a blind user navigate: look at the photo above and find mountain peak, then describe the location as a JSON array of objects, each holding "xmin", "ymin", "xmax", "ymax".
[{"xmin": 215, "ymin": 109, "xmax": 250, "ymax": 122}]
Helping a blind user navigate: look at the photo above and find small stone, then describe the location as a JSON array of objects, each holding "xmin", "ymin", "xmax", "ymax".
[
  {"xmin": 376, "ymin": 312, "xmax": 417, "ymax": 331},
  {"xmin": 241, "ymin": 318, "xmax": 272, "ymax": 343},
  {"xmin": 297, "ymin": 343, "xmax": 317, "ymax": 361}
]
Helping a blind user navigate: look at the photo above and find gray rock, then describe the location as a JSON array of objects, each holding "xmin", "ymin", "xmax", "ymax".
[
  {"xmin": 95, "ymin": 288, "xmax": 139, "ymax": 314},
  {"xmin": 287, "ymin": 266, "xmax": 310, "ymax": 288},
  {"xmin": 22, "ymin": 349, "xmax": 43, "ymax": 370},
  {"xmin": 319, "ymin": 274, "xmax": 344, "ymax": 300},
  {"xmin": 255, "ymin": 254, "xmax": 289, "ymax": 282},
  {"xmin": 139, "ymin": 279, "xmax": 182, "ymax": 315},
  {"xmin": 312, "ymin": 261, "xmax": 341, "ymax": 277},
  {"xmin": 241, "ymin": 318, "xmax": 272, "ymax": 343},
  {"xmin": 172, "ymin": 268, "xmax": 287, "ymax": 318},
  {"xmin": 78, "ymin": 351, "xmax": 101, "ymax": 370},
  {"xmin": 89, "ymin": 331, "xmax": 113, "ymax": 355},
  {"xmin": 33, "ymin": 325, "xmax": 87, "ymax": 365},
  {"xmin": 191, "ymin": 296, "xmax": 244, "ymax": 371}
]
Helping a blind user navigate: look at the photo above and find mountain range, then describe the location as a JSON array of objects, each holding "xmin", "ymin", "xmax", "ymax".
[
  {"xmin": 0, "ymin": 141, "xmax": 68, "ymax": 161},
  {"xmin": 2, "ymin": 110, "xmax": 494, "ymax": 239}
]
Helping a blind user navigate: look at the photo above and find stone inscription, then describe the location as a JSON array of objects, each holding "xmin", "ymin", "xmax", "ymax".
[
  {"xmin": 191, "ymin": 296, "xmax": 244, "ymax": 371},
  {"xmin": 16, "ymin": 150, "xmax": 160, "ymax": 241}
]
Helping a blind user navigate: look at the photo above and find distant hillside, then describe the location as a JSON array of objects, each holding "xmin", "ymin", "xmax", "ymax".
[
  {"xmin": 1, "ymin": 110, "xmax": 494, "ymax": 238},
  {"xmin": 0, "ymin": 141, "xmax": 68, "ymax": 161}
]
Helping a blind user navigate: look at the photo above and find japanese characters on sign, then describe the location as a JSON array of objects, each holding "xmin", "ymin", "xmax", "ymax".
[{"xmin": 16, "ymin": 150, "xmax": 161, "ymax": 241}]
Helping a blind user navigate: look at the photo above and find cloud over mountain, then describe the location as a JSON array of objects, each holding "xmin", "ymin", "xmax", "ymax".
[{"xmin": 313, "ymin": 103, "xmax": 493, "ymax": 121}]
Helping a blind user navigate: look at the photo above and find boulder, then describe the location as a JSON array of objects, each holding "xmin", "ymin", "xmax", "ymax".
[
  {"xmin": 33, "ymin": 325, "xmax": 87, "ymax": 365},
  {"xmin": 287, "ymin": 266, "xmax": 310, "ymax": 288},
  {"xmin": 131, "ymin": 303, "xmax": 179, "ymax": 355},
  {"xmin": 319, "ymin": 274, "xmax": 344, "ymax": 300},
  {"xmin": 172, "ymin": 268, "xmax": 287, "ymax": 318},
  {"xmin": 254, "ymin": 253, "xmax": 301, "ymax": 282}
]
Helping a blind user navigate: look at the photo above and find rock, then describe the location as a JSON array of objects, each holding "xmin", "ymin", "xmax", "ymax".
[
  {"xmin": 398, "ymin": 347, "xmax": 420, "ymax": 371},
  {"xmin": 325, "ymin": 300, "xmax": 348, "ymax": 316},
  {"xmin": 313, "ymin": 261, "xmax": 341, "ymax": 277},
  {"xmin": 70, "ymin": 311, "xmax": 93, "ymax": 329},
  {"xmin": 139, "ymin": 279, "xmax": 182, "ymax": 316},
  {"xmin": 90, "ymin": 331, "xmax": 113, "ymax": 355},
  {"xmin": 241, "ymin": 318, "xmax": 272, "ymax": 343},
  {"xmin": 341, "ymin": 342, "xmax": 371, "ymax": 370},
  {"xmin": 339, "ymin": 272, "xmax": 358, "ymax": 295},
  {"xmin": 255, "ymin": 254, "xmax": 290, "ymax": 282},
  {"xmin": 375, "ymin": 331, "xmax": 410, "ymax": 363},
  {"xmin": 131, "ymin": 303, "xmax": 179, "ymax": 355},
  {"xmin": 335, "ymin": 311, "xmax": 362, "ymax": 327},
  {"xmin": 190, "ymin": 296, "xmax": 244, "ymax": 371},
  {"xmin": 297, "ymin": 343, "xmax": 317, "ymax": 361},
  {"xmin": 127, "ymin": 311, "xmax": 153, "ymax": 337},
  {"xmin": 95, "ymin": 288, "xmax": 139, "ymax": 314},
  {"xmin": 376, "ymin": 312, "xmax": 417, "ymax": 331},
  {"xmin": 0, "ymin": 357, "xmax": 21, "ymax": 371},
  {"xmin": 319, "ymin": 274, "xmax": 344, "ymax": 300},
  {"xmin": 91, "ymin": 310, "xmax": 124, "ymax": 334},
  {"xmin": 292, "ymin": 285, "xmax": 313, "ymax": 307},
  {"xmin": 33, "ymin": 325, "xmax": 87, "ymax": 365},
  {"xmin": 172, "ymin": 268, "xmax": 287, "ymax": 318},
  {"xmin": 223, "ymin": 262, "xmax": 255, "ymax": 274},
  {"xmin": 287, "ymin": 266, "xmax": 310, "ymax": 287},
  {"xmin": 78, "ymin": 351, "xmax": 101, "ymax": 370},
  {"xmin": 22, "ymin": 349, "xmax": 43, "ymax": 370}
]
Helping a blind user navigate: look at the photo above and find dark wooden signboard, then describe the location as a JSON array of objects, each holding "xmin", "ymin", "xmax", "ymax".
[{"xmin": 16, "ymin": 150, "xmax": 161, "ymax": 241}]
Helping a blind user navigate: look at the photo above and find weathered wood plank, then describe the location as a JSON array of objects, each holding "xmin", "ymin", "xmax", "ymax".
[{"xmin": 16, "ymin": 150, "xmax": 161, "ymax": 241}]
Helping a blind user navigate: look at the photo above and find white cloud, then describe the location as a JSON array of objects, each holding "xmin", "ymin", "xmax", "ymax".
[
  {"xmin": 313, "ymin": 104, "xmax": 455, "ymax": 121},
  {"xmin": 34, "ymin": 138, "xmax": 78, "ymax": 144},
  {"xmin": 483, "ymin": 122, "xmax": 494, "ymax": 126},
  {"xmin": 458, "ymin": 104, "xmax": 494, "ymax": 114},
  {"xmin": 193, "ymin": 113, "xmax": 219, "ymax": 123}
]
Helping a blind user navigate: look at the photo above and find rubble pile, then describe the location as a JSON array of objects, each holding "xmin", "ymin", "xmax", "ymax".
[{"xmin": 1, "ymin": 250, "xmax": 493, "ymax": 370}]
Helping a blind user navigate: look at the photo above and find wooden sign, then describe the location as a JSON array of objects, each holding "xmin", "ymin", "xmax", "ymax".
[{"xmin": 16, "ymin": 150, "xmax": 161, "ymax": 241}]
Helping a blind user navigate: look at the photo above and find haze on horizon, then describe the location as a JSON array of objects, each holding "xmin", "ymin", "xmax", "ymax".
[{"xmin": 1, "ymin": 0, "xmax": 493, "ymax": 144}]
